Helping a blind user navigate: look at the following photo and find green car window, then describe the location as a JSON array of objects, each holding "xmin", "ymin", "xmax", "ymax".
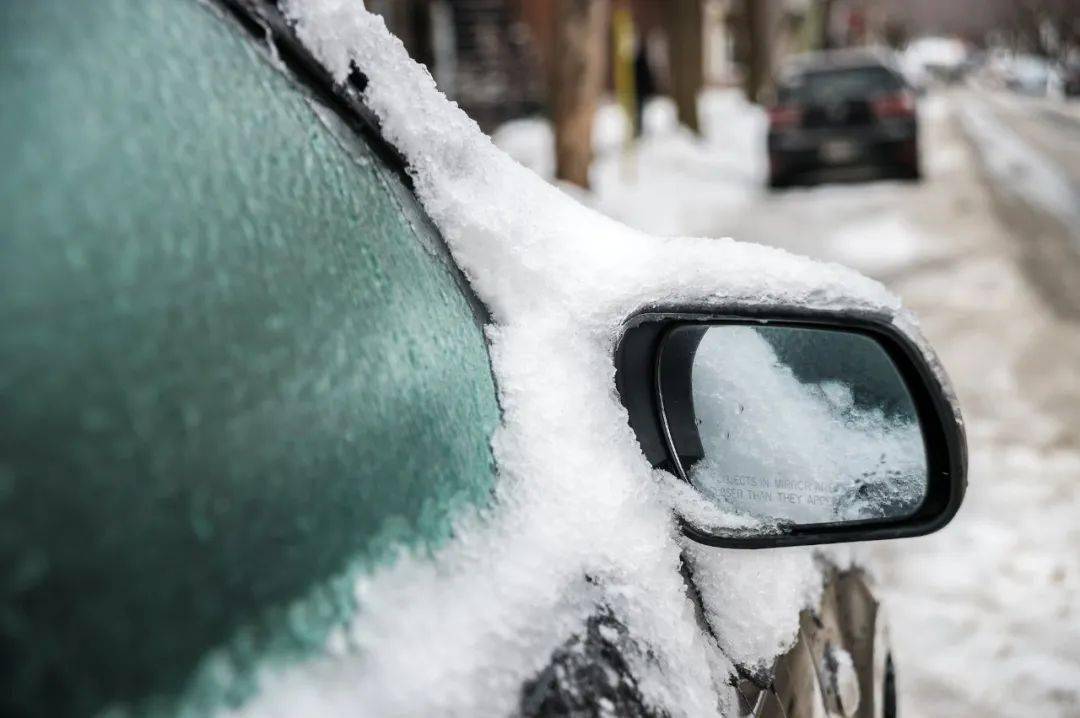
[{"xmin": 0, "ymin": 1, "xmax": 501, "ymax": 716}]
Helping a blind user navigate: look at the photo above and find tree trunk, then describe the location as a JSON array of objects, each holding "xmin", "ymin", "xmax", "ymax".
[
  {"xmin": 820, "ymin": 0, "xmax": 836, "ymax": 50},
  {"xmin": 552, "ymin": 0, "xmax": 609, "ymax": 189},
  {"xmin": 667, "ymin": 0, "xmax": 704, "ymax": 133},
  {"xmin": 742, "ymin": 0, "xmax": 772, "ymax": 104}
]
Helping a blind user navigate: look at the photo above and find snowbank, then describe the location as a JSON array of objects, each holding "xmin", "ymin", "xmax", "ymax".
[
  {"xmin": 230, "ymin": 3, "xmax": 958, "ymax": 716},
  {"xmin": 494, "ymin": 91, "xmax": 767, "ymax": 237}
]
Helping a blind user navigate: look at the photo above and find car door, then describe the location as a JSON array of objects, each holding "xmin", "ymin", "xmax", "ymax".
[{"xmin": 1, "ymin": 1, "xmax": 501, "ymax": 715}]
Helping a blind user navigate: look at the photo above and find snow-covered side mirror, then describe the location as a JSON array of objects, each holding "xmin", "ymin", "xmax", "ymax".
[{"xmin": 616, "ymin": 310, "xmax": 966, "ymax": 548}]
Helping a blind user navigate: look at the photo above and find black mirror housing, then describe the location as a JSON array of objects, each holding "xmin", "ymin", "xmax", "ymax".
[{"xmin": 615, "ymin": 308, "xmax": 967, "ymax": 549}]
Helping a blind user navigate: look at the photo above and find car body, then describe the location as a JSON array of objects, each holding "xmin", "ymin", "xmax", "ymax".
[
  {"xmin": 767, "ymin": 50, "xmax": 921, "ymax": 188},
  {"xmin": 1057, "ymin": 59, "xmax": 1080, "ymax": 98},
  {"xmin": 2, "ymin": 2, "xmax": 963, "ymax": 716},
  {"xmin": 1004, "ymin": 54, "xmax": 1056, "ymax": 96},
  {"xmin": 901, "ymin": 36, "xmax": 969, "ymax": 87}
]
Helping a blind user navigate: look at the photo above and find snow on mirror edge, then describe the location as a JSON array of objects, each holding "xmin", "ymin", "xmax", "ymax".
[{"xmin": 686, "ymin": 326, "xmax": 927, "ymax": 525}]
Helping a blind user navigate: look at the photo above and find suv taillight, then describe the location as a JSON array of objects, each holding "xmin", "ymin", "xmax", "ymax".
[
  {"xmin": 768, "ymin": 105, "xmax": 803, "ymax": 130},
  {"xmin": 871, "ymin": 91, "xmax": 915, "ymax": 119}
]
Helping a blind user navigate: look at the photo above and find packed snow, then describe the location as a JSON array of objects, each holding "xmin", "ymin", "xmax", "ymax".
[{"xmin": 218, "ymin": 2, "xmax": 962, "ymax": 717}]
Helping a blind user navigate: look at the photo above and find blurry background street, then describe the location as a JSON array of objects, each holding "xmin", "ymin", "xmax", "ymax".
[
  {"xmin": 371, "ymin": 1, "xmax": 1080, "ymax": 714},
  {"xmin": 710, "ymin": 87, "xmax": 1080, "ymax": 718},
  {"xmin": 524, "ymin": 79, "xmax": 1080, "ymax": 718}
]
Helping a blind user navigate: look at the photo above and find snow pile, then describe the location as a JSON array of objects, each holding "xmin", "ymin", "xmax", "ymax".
[
  {"xmin": 684, "ymin": 542, "xmax": 822, "ymax": 668},
  {"xmin": 232, "ymin": 3, "xmax": 956, "ymax": 716},
  {"xmin": 493, "ymin": 91, "xmax": 767, "ymax": 237},
  {"xmin": 592, "ymin": 92, "xmax": 767, "ymax": 237},
  {"xmin": 826, "ymin": 213, "xmax": 948, "ymax": 276}
]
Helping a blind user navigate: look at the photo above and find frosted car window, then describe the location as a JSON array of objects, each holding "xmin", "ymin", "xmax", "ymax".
[{"xmin": 0, "ymin": 1, "xmax": 500, "ymax": 715}]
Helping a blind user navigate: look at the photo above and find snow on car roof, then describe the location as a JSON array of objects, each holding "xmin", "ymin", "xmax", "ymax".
[{"xmin": 227, "ymin": 3, "xmax": 961, "ymax": 716}]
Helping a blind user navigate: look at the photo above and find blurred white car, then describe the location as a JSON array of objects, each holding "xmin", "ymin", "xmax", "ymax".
[
  {"xmin": 902, "ymin": 36, "xmax": 969, "ymax": 87},
  {"xmin": 1004, "ymin": 54, "xmax": 1057, "ymax": 96}
]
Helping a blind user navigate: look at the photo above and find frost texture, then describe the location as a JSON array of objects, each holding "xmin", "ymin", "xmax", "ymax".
[
  {"xmin": 229, "ymin": 3, "xmax": 962, "ymax": 716},
  {"xmin": 689, "ymin": 327, "xmax": 926, "ymax": 524}
]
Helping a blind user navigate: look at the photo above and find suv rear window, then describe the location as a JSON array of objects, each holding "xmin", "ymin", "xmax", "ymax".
[{"xmin": 780, "ymin": 65, "xmax": 902, "ymax": 104}]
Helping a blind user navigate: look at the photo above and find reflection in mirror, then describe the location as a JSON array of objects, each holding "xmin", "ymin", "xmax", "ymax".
[{"xmin": 662, "ymin": 325, "xmax": 928, "ymax": 526}]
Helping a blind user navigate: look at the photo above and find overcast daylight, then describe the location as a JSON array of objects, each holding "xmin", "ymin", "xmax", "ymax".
[{"xmin": 3, "ymin": 1, "xmax": 1079, "ymax": 717}]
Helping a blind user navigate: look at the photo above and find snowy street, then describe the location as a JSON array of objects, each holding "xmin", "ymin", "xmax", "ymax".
[
  {"xmin": 499, "ymin": 85, "xmax": 1080, "ymax": 716},
  {"xmin": 716, "ymin": 90, "xmax": 1080, "ymax": 718}
]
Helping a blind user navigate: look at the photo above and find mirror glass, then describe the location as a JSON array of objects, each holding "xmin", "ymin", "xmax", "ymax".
[{"xmin": 662, "ymin": 325, "xmax": 928, "ymax": 525}]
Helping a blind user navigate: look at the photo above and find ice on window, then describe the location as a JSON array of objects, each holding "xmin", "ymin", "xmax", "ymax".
[{"xmin": 686, "ymin": 326, "xmax": 927, "ymax": 525}]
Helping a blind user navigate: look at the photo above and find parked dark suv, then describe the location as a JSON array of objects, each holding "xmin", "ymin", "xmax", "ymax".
[{"xmin": 767, "ymin": 51, "xmax": 920, "ymax": 188}]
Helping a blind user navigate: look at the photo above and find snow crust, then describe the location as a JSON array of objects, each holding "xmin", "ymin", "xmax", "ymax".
[{"xmin": 233, "ymin": 3, "xmax": 959, "ymax": 716}]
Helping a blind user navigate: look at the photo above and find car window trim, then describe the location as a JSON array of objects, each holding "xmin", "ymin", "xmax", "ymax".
[{"xmin": 210, "ymin": 0, "xmax": 493, "ymax": 328}]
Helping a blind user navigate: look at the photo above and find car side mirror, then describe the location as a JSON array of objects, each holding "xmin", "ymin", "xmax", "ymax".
[{"xmin": 616, "ymin": 310, "xmax": 966, "ymax": 548}]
